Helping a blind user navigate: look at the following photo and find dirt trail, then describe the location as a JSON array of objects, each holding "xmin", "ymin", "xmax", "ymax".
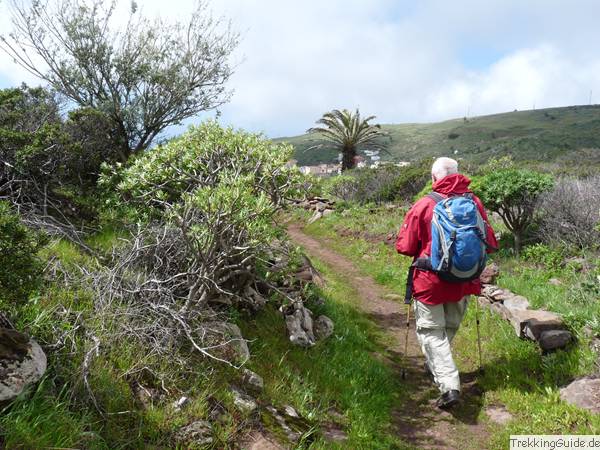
[{"xmin": 287, "ymin": 223, "xmax": 491, "ymax": 450}]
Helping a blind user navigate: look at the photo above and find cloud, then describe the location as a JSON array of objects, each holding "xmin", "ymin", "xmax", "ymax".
[{"xmin": 1, "ymin": 0, "xmax": 600, "ymax": 137}]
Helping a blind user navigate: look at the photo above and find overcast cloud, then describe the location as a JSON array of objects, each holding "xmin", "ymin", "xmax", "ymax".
[{"xmin": 1, "ymin": 0, "xmax": 600, "ymax": 137}]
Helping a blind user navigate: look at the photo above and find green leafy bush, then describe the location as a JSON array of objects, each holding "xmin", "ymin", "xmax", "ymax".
[
  {"xmin": 0, "ymin": 202, "xmax": 46, "ymax": 303},
  {"xmin": 472, "ymin": 168, "xmax": 553, "ymax": 253},
  {"xmin": 324, "ymin": 161, "xmax": 430, "ymax": 204},
  {"xmin": 521, "ymin": 243, "xmax": 564, "ymax": 271}
]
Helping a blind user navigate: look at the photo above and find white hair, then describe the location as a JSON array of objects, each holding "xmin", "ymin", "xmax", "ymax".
[{"xmin": 431, "ymin": 157, "xmax": 458, "ymax": 180}]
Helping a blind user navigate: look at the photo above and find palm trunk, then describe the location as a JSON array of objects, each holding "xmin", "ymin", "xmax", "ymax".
[{"xmin": 341, "ymin": 146, "xmax": 356, "ymax": 172}]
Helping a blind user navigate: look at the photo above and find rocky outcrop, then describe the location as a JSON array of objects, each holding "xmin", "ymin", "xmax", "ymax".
[
  {"xmin": 283, "ymin": 302, "xmax": 316, "ymax": 347},
  {"xmin": 478, "ymin": 264, "xmax": 572, "ymax": 352},
  {"xmin": 231, "ymin": 386, "xmax": 258, "ymax": 413},
  {"xmin": 281, "ymin": 300, "xmax": 335, "ymax": 347},
  {"xmin": 242, "ymin": 369, "xmax": 264, "ymax": 394},
  {"xmin": 479, "ymin": 262, "xmax": 500, "ymax": 285},
  {"xmin": 174, "ymin": 420, "xmax": 213, "ymax": 447},
  {"xmin": 292, "ymin": 197, "xmax": 336, "ymax": 224},
  {"xmin": 0, "ymin": 328, "xmax": 47, "ymax": 402},
  {"xmin": 560, "ymin": 377, "xmax": 600, "ymax": 414}
]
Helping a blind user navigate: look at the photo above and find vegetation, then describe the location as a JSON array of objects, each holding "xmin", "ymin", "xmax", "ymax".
[
  {"xmin": 537, "ymin": 176, "xmax": 600, "ymax": 249},
  {"xmin": 0, "ymin": 2, "xmax": 599, "ymax": 445},
  {"xmin": 307, "ymin": 108, "xmax": 388, "ymax": 171},
  {"xmin": 1, "ymin": 0, "xmax": 238, "ymax": 160},
  {"xmin": 280, "ymin": 105, "xmax": 600, "ymax": 168},
  {"xmin": 471, "ymin": 168, "xmax": 554, "ymax": 253},
  {"xmin": 323, "ymin": 160, "xmax": 430, "ymax": 205},
  {"xmin": 0, "ymin": 202, "xmax": 46, "ymax": 305}
]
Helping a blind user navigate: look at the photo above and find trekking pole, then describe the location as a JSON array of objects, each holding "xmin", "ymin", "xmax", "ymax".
[
  {"xmin": 401, "ymin": 265, "xmax": 415, "ymax": 380},
  {"xmin": 401, "ymin": 300, "xmax": 411, "ymax": 380},
  {"xmin": 474, "ymin": 297, "xmax": 483, "ymax": 374}
]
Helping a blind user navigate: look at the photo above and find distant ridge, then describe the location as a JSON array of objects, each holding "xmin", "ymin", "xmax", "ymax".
[{"xmin": 275, "ymin": 105, "xmax": 600, "ymax": 167}]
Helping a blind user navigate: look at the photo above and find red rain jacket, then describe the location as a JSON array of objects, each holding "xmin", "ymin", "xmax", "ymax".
[{"xmin": 396, "ymin": 173, "xmax": 498, "ymax": 305}]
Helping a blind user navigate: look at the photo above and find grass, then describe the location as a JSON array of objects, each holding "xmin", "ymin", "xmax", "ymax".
[
  {"xmin": 276, "ymin": 104, "xmax": 600, "ymax": 168},
  {"xmin": 239, "ymin": 257, "xmax": 406, "ymax": 449},
  {"xmin": 300, "ymin": 204, "xmax": 600, "ymax": 448}
]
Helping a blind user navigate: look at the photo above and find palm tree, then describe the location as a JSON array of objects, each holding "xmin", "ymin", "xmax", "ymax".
[{"xmin": 307, "ymin": 109, "xmax": 388, "ymax": 171}]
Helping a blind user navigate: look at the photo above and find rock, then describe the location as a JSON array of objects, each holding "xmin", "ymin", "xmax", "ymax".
[
  {"xmin": 503, "ymin": 295, "xmax": 530, "ymax": 311},
  {"xmin": 0, "ymin": 329, "xmax": 47, "ymax": 402},
  {"xmin": 539, "ymin": 330, "xmax": 572, "ymax": 351},
  {"xmin": 485, "ymin": 405, "xmax": 513, "ymax": 425},
  {"xmin": 314, "ymin": 202, "xmax": 328, "ymax": 212},
  {"xmin": 506, "ymin": 309, "xmax": 564, "ymax": 339},
  {"xmin": 480, "ymin": 262, "xmax": 500, "ymax": 285},
  {"xmin": 242, "ymin": 369, "xmax": 264, "ymax": 394},
  {"xmin": 560, "ymin": 377, "xmax": 600, "ymax": 414},
  {"xmin": 307, "ymin": 210, "xmax": 323, "ymax": 224},
  {"xmin": 174, "ymin": 420, "xmax": 213, "ymax": 446},
  {"xmin": 202, "ymin": 322, "xmax": 250, "ymax": 364},
  {"xmin": 294, "ymin": 269, "xmax": 313, "ymax": 282},
  {"xmin": 482, "ymin": 285, "xmax": 513, "ymax": 302},
  {"xmin": 548, "ymin": 278, "xmax": 563, "ymax": 286},
  {"xmin": 173, "ymin": 396, "xmax": 190, "ymax": 410},
  {"xmin": 239, "ymin": 431, "xmax": 285, "ymax": 450},
  {"xmin": 262, "ymin": 406, "xmax": 311, "ymax": 445},
  {"xmin": 490, "ymin": 301, "xmax": 509, "ymax": 320},
  {"xmin": 232, "ymin": 387, "xmax": 258, "ymax": 413},
  {"xmin": 313, "ymin": 315, "xmax": 334, "ymax": 340},
  {"xmin": 322, "ymin": 424, "xmax": 348, "ymax": 443},
  {"xmin": 477, "ymin": 296, "xmax": 492, "ymax": 309},
  {"xmin": 322, "ymin": 208, "xmax": 334, "ymax": 217},
  {"xmin": 245, "ymin": 286, "xmax": 267, "ymax": 310},
  {"xmin": 284, "ymin": 303, "xmax": 316, "ymax": 347},
  {"xmin": 283, "ymin": 405, "xmax": 299, "ymax": 418}
]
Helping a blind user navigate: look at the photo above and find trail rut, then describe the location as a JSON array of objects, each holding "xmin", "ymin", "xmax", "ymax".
[{"xmin": 287, "ymin": 223, "xmax": 491, "ymax": 450}]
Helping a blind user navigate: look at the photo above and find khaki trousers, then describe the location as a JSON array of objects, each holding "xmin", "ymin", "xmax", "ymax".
[{"xmin": 413, "ymin": 297, "xmax": 468, "ymax": 393}]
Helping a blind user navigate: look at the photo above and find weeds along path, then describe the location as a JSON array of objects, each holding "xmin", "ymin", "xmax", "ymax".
[{"xmin": 287, "ymin": 222, "xmax": 491, "ymax": 450}]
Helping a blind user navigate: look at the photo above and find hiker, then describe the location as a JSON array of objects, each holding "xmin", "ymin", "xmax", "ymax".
[{"xmin": 395, "ymin": 157, "xmax": 498, "ymax": 409}]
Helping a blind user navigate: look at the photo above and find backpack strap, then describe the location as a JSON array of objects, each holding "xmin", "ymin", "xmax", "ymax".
[{"xmin": 427, "ymin": 192, "xmax": 445, "ymax": 203}]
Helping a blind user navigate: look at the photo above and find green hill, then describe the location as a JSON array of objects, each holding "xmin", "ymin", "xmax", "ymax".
[{"xmin": 275, "ymin": 105, "xmax": 600, "ymax": 167}]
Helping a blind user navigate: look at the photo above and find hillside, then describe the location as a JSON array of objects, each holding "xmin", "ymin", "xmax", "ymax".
[{"xmin": 276, "ymin": 105, "xmax": 600, "ymax": 166}]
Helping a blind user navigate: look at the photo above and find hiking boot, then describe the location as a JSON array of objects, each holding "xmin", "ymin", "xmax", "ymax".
[{"xmin": 436, "ymin": 389, "xmax": 460, "ymax": 409}]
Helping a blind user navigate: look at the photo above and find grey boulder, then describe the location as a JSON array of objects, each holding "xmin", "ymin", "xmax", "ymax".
[
  {"xmin": 314, "ymin": 315, "xmax": 334, "ymax": 340},
  {"xmin": 0, "ymin": 329, "xmax": 47, "ymax": 402},
  {"xmin": 560, "ymin": 377, "xmax": 600, "ymax": 414},
  {"xmin": 539, "ymin": 330, "xmax": 572, "ymax": 351}
]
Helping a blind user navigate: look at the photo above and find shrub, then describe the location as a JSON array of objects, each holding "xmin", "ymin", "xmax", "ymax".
[
  {"xmin": 324, "ymin": 161, "xmax": 430, "ymax": 204},
  {"xmin": 0, "ymin": 202, "xmax": 46, "ymax": 304},
  {"xmin": 471, "ymin": 168, "xmax": 553, "ymax": 253},
  {"xmin": 521, "ymin": 243, "xmax": 564, "ymax": 271},
  {"xmin": 537, "ymin": 176, "xmax": 600, "ymax": 248}
]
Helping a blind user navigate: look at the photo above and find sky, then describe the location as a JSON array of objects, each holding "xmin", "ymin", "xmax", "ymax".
[{"xmin": 2, "ymin": 0, "xmax": 600, "ymax": 138}]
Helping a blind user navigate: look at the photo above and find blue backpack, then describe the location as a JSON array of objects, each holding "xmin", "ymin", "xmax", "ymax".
[{"xmin": 424, "ymin": 192, "xmax": 488, "ymax": 283}]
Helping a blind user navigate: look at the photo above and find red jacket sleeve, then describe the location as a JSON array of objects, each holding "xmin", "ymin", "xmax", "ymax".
[{"xmin": 396, "ymin": 200, "xmax": 426, "ymax": 257}]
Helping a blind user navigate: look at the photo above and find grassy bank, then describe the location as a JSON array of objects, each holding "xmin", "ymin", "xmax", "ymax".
[{"xmin": 1, "ymin": 231, "xmax": 405, "ymax": 449}]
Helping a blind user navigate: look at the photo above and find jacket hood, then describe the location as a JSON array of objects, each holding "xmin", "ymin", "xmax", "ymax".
[{"xmin": 432, "ymin": 173, "xmax": 472, "ymax": 195}]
